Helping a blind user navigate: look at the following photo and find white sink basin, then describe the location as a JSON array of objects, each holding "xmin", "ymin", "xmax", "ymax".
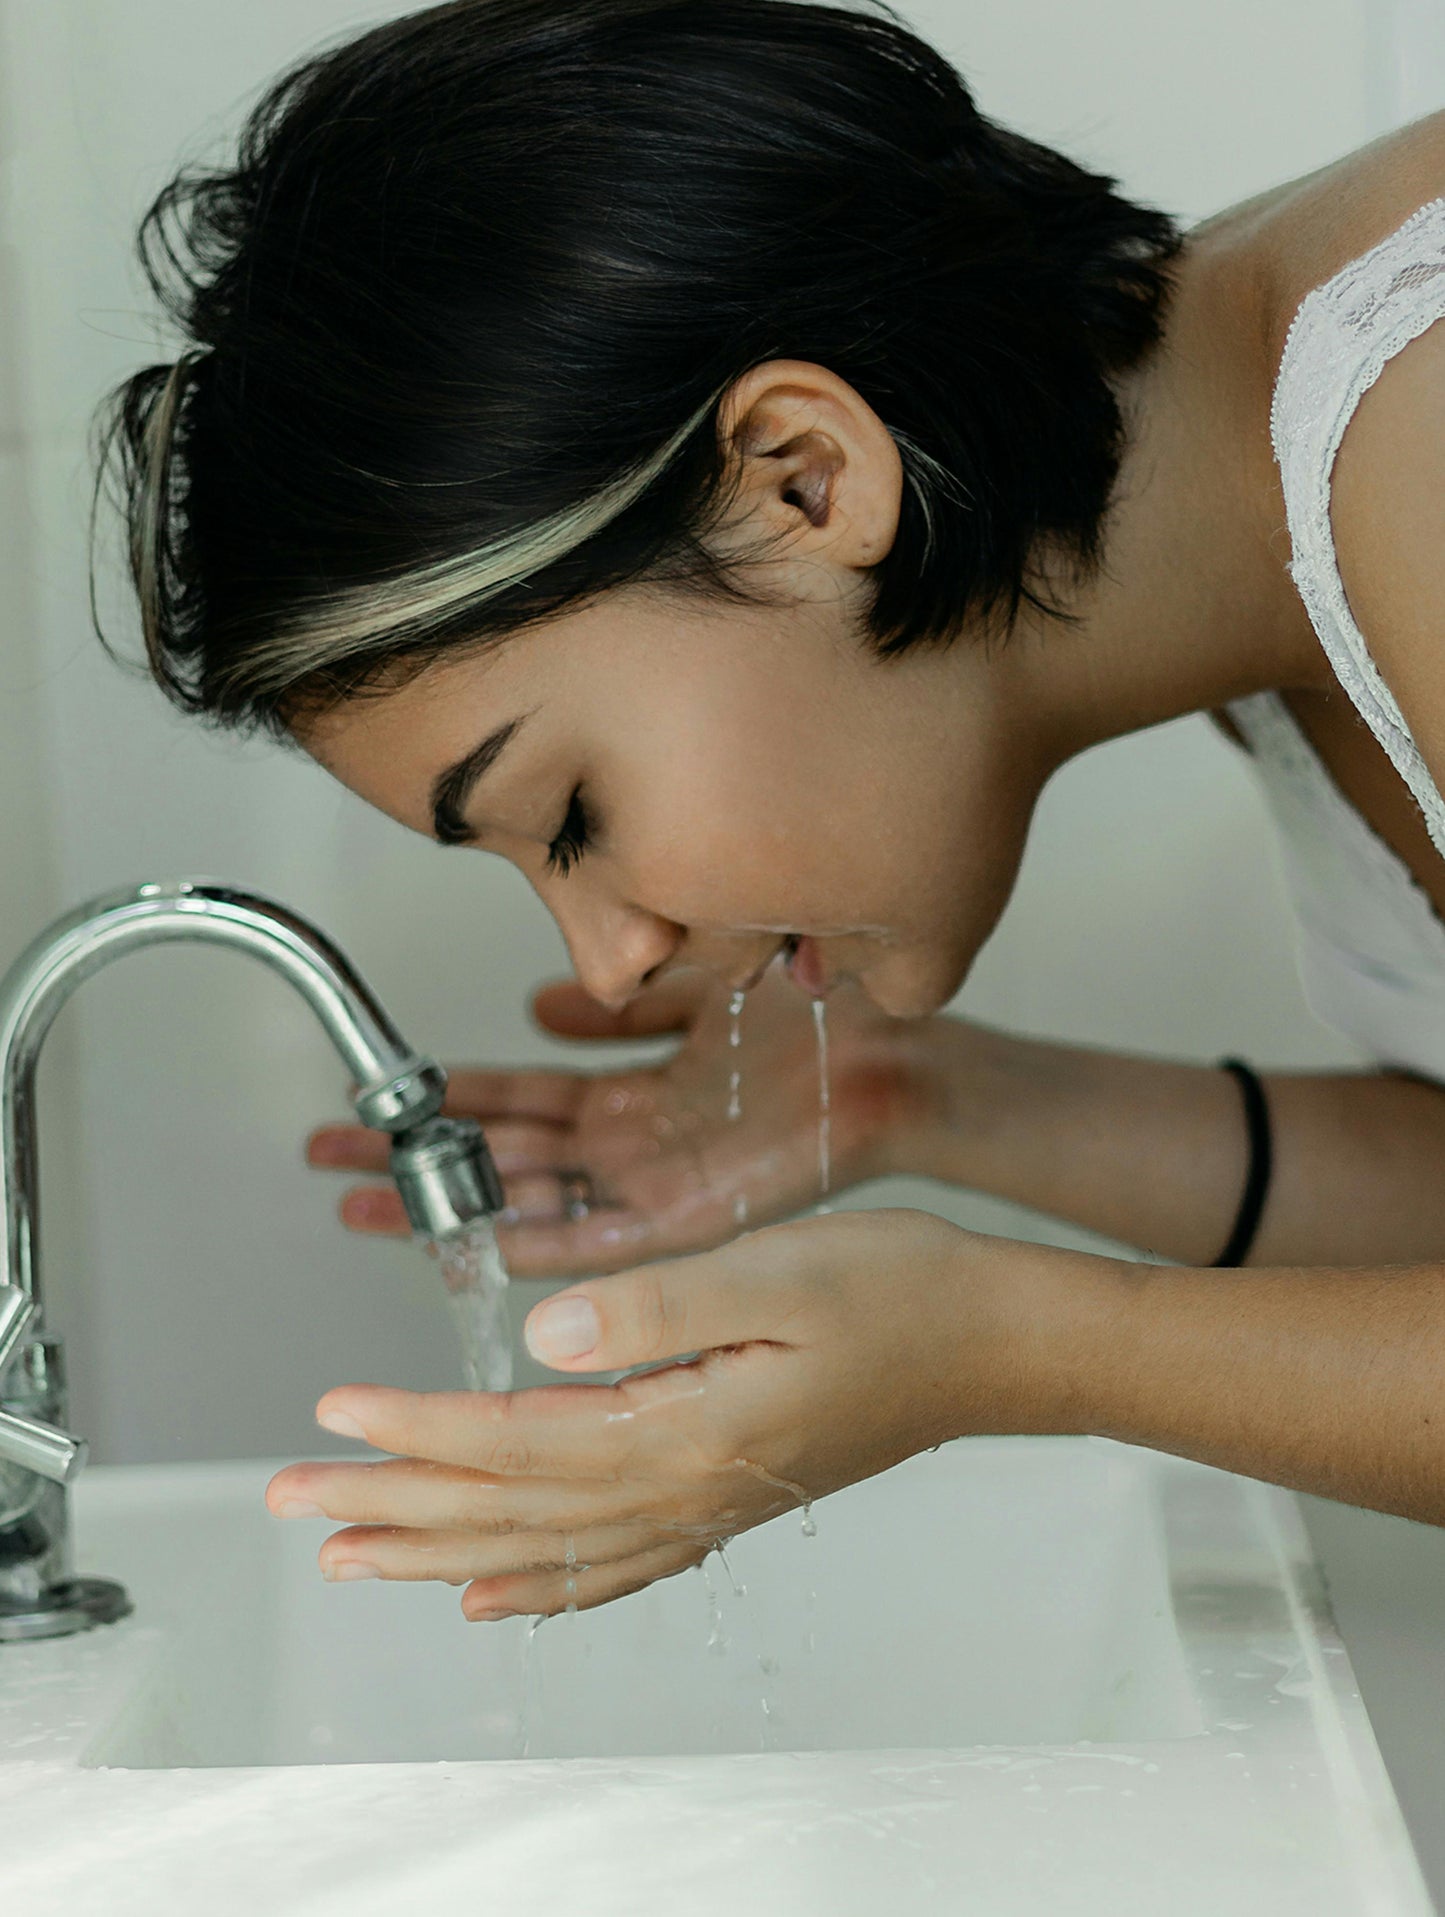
[
  {"xmin": 0, "ymin": 1436, "xmax": 1432, "ymax": 1917},
  {"xmin": 78, "ymin": 1438, "xmax": 1201, "ymax": 1767}
]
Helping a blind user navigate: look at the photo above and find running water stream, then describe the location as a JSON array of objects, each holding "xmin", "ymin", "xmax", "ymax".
[
  {"xmin": 691, "ymin": 981, "xmax": 829, "ymax": 1744},
  {"xmin": 728, "ymin": 989, "xmax": 749, "ymax": 1229},
  {"xmin": 812, "ymin": 994, "xmax": 832, "ymax": 1211},
  {"xmin": 727, "ymin": 988, "xmax": 745, "ymax": 1121},
  {"xmin": 434, "ymin": 1215, "xmax": 514, "ymax": 1392},
  {"xmin": 451, "ymin": 979, "xmax": 830, "ymax": 1758}
]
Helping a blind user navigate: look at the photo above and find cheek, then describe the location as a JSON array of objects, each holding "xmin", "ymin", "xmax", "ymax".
[{"xmin": 605, "ymin": 729, "xmax": 825, "ymax": 912}]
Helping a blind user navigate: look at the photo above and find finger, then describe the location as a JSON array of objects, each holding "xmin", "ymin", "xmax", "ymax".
[
  {"xmin": 309, "ymin": 1116, "xmax": 572, "ymax": 1177},
  {"xmin": 315, "ymin": 1518, "xmax": 666, "ymax": 1587},
  {"xmin": 498, "ymin": 1170, "xmax": 608, "ymax": 1221},
  {"xmin": 461, "ymin": 1538, "xmax": 707, "ymax": 1619},
  {"xmin": 310, "ymin": 1355, "xmax": 725, "ymax": 1480},
  {"xmin": 311, "ymin": 1381, "xmax": 648, "ymax": 1480},
  {"xmin": 335, "ymin": 1165, "xmax": 600, "ymax": 1240},
  {"xmin": 521, "ymin": 1228, "xmax": 810, "ymax": 1372},
  {"xmin": 473, "ymin": 1120, "xmax": 578, "ymax": 1174},
  {"xmin": 307, "ymin": 1125, "xmax": 392, "ymax": 1173},
  {"xmin": 531, "ymin": 973, "xmax": 709, "ymax": 1041},
  {"xmin": 441, "ymin": 1068, "xmax": 585, "ymax": 1126},
  {"xmin": 338, "ymin": 1185, "xmax": 410, "ymax": 1235},
  {"xmin": 269, "ymin": 1454, "xmax": 635, "ymax": 1536}
]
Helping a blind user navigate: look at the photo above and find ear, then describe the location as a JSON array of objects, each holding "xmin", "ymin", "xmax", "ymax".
[{"xmin": 715, "ymin": 359, "xmax": 904, "ymax": 571}]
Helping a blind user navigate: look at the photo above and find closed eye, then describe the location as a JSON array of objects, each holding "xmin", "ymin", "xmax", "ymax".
[{"xmin": 546, "ymin": 786, "xmax": 593, "ymax": 877}]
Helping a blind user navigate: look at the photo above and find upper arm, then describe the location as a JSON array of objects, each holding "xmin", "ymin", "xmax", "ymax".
[{"xmin": 1331, "ymin": 314, "xmax": 1445, "ymax": 795}]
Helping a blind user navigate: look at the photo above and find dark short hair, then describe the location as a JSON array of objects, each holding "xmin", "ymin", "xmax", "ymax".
[{"xmin": 92, "ymin": 0, "xmax": 1182, "ymax": 733}]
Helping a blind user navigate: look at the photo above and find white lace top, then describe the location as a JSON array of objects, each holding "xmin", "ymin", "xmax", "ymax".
[{"xmin": 1227, "ymin": 195, "xmax": 1445, "ymax": 1080}]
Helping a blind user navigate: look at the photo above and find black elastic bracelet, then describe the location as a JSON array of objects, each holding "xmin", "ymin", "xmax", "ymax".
[{"xmin": 1212, "ymin": 1058, "xmax": 1273, "ymax": 1268}]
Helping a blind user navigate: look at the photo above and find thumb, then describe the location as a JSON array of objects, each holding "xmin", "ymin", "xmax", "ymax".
[
  {"xmin": 522, "ymin": 1234, "xmax": 797, "ymax": 1372},
  {"xmin": 531, "ymin": 972, "xmax": 711, "ymax": 1041}
]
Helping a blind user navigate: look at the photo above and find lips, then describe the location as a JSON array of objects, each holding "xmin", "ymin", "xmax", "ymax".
[
  {"xmin": 785, "ymin": 933, "xmax": 827, "ymax": 997},
  {"xmin": 727, "ymin": 933, "xmax": 828, "ymax": 998}
]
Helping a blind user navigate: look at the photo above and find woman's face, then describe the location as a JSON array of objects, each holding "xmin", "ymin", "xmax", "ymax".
[
  {"xmin": 301, "ymin": 360, "xmax": 1052, "ymax": 1019},
  {"xmin": 303, "ymin": 580, "xmax": 1047, "ymax": 1019}
]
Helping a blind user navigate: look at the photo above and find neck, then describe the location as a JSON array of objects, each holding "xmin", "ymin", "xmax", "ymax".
[{"xmin": 1007, "ymin": 219, "xmax": 1332, "ymax": 776}]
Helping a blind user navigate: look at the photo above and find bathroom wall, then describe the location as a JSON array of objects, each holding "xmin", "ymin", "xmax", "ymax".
[
  {"xmin": 3, "ymin": 0, "xmax": 1445, "ymax": 1888},
  {"xmin": 0, "ymin": 0, "xmax": 1380, "ymax": 1459}
]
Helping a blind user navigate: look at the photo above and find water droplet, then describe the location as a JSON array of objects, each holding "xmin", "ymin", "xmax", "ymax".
[{"xmin": 726, "ymin": 989, "xmax": 745, "ymax": 1122}]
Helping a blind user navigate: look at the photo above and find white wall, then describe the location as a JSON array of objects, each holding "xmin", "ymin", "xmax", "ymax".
[
  {"xmin": 0, "ymin": 0, "xmax": 1377, "ymax": 1464},
  {"xmin": 6, "ymin": 0, "xmax": 1445, "ymax": 1887}
]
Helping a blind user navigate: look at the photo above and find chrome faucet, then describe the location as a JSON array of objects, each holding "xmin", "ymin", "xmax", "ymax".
[{"xmin": 0, "ymin": 880, "xmax": 503, "ymax": 1642}]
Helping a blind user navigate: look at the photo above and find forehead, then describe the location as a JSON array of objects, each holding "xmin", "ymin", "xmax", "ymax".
[
  {"xmin": 293, "ymin": 586, "xmax": 669, "ymax": 821},
  {"xmin": 299, "ymin": 649, "xmax": 508, "ymax": 821}
]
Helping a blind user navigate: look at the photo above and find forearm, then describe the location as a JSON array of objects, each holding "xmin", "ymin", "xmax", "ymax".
[
  {"xmin": 900, "ymin": 1021, "xmax": 1445, "ymax": 1267},
  {"xmin": 1019, "ymin": 1246, "xmax": 1445, "ymax": 1525}
]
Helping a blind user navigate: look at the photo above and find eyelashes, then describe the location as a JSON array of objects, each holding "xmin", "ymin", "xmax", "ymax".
[{"xmin": 545, "ymin": 785, "xmax": 593, "ymax": 877}]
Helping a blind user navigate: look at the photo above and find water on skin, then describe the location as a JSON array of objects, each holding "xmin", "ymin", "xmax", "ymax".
[
  {"xmin": 727, "ymin": 989, "xmax": 750, "ymax": 1230},
  {"xmin": 435, "ymin": 1216, "xmax": 513, "ymax": 1393},
  {"xmin": 564, "ymin": 1535, "xmax": 579, "ymax": 1620},
  {"xmin": 812, "ymin": 994, "xmax": 832, "ymax": 1212},
  {"xmin": 734, "ymin": 1456, "xmax": 817, "ymax": 1539}
]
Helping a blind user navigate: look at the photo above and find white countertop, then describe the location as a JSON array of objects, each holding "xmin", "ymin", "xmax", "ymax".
[{"xmin": 2, "ymin": 1441, "xmax": 1433, "ymax": 1916}]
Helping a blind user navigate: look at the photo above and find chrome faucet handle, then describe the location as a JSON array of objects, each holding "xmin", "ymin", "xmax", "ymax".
[
  {"xmin": 0, "ymin": 1283, "xmax": 34, "ymax": 1374},
  {"xmin": 0, "ymin": 1405, "xmax": 86, "ymax": 1483},
  {"xmin": 0, "ymin": 1286, "xmax": 86, "ymax": 1483}
]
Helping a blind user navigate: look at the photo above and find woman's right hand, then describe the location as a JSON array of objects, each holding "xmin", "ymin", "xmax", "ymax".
[{"xmin": 306, "ymin": 964, "xmax": 964, "ymax": 1278}]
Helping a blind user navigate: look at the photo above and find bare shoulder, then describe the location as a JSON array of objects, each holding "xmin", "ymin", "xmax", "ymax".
[
  {"xmin": 1229, "ymin": 112, "xmax": 1445, "ymax": 785},
  {"xmin": 1331, "ymin": 313, "xmax": 1445, "ymax": 783},
  {"xmin": 1248, "ymin": 111, "xmax": 1445, "ymax": 364}
]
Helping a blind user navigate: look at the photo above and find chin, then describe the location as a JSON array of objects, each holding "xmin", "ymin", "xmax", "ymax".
[{"xmin": 859, "ymin": 952, "xmax": 966, "ymax": 1020}]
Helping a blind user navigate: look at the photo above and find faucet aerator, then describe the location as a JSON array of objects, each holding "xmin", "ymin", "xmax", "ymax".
[{"xmin": 390, "ymin": 1116, "xmax": 505, "ymax": 1242}]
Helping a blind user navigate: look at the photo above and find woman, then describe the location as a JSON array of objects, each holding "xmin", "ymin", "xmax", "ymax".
[{"xmin": 97, "ymin": 0, "xmax": 1445, "ymax": 1621}]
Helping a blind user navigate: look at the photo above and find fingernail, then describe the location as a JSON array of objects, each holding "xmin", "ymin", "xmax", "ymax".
[
  {"xmin": 274, "ymin": 1498, "xmax": 325, "ymax": 1519},
  {"xmin": 317, "ymin": 1407, "xmax": 367, "ymax": 1438},
  {"xmin": 308, "ymin": 1134, "xmax": 346, "ymax": 1164},
  {"xmin": 324, "ymin": 1561, "xmax": 379, "ymax": 1582},
  {"xmin": 525, "ymin": 1294, "xmax": 600, "ymax": 1362},
  {"xmin": 468, "ymin": 1607, "xmax": 516, "ymax": 1622},
  {"xmin": 342, "ymin": 1191, "xmax": 387, "ymax": 1225}
]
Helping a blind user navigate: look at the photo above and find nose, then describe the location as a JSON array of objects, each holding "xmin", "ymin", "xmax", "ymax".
[{"xmin": 548, "ymin": 885, "xmax": 683, "ymax": 1009}]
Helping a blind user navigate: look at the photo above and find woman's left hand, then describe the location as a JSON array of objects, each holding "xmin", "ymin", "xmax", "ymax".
[{"xmin": 265, "ymin": 1210, "xmax": 1116, "ymax": 1618}]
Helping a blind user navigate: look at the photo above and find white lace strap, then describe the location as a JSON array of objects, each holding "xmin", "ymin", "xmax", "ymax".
[{"xmin": 1271, "ymin": 194, "xmax": 1445, "ymax": 857}]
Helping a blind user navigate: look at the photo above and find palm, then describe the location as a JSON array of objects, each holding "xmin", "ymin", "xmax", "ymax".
[{"xmin": 309, "ymin": 967, "xmax": 930, "ymax": 1277}]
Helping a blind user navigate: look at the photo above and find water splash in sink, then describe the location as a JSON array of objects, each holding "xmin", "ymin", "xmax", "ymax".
[{"xmin": 434, "ymin": 1217, "xmax": 513, "ymax": 1392}]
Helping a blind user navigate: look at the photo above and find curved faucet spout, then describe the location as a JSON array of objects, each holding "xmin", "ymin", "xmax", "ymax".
[{"xmin": 0, "ymin": 879, "xmax": 502, "ymax": 1489}]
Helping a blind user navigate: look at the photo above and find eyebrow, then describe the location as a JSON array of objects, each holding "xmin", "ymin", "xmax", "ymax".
[{"xmin": 429, "ymin": 717, "xmax": 527, "ymax": 844}]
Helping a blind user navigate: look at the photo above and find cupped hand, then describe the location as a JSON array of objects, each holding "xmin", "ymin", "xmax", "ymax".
[
  {"xmin": 307, "ymin": 965, "xmax": 946, "ymax": 1277},
  {"xmin": 265, "ymin": 1209, "xmax": 1094, "ymax": 1620}
]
